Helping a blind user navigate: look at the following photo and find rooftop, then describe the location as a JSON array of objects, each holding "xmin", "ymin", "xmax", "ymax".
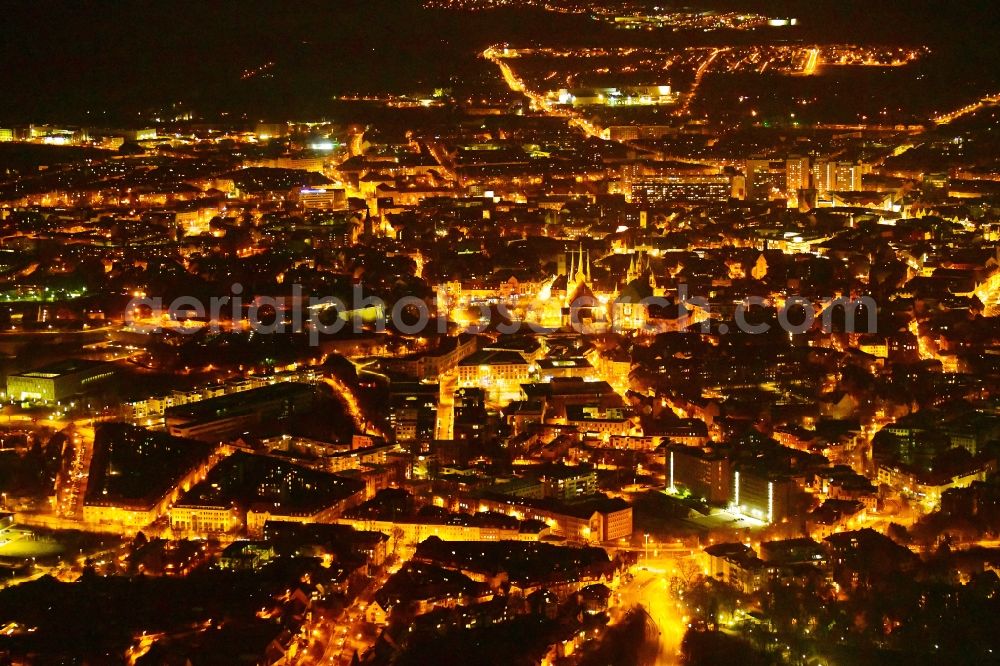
[
  {"xmin": 12, "ymin": 358, "xmax": 113, "ymax": 379},
  {"xmin": 84, "ymin": 424, "xmax": 214, "ymax": 510},
  {"xmin": 164, "ymin": 382, "xmax": 315, "ymax": 424},
  {"xmin": 175, "ymin": 451, "xmax": 364, "ymax": 515},
  {"xmin": 458, "ymin": 350, "xmax": 528, "ymax": 367}
]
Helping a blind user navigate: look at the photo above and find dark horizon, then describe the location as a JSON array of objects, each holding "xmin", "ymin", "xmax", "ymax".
[
  {"xmin": 2, "ymin": 2, "xmax": 1000, "ymax": 665},
  {"xmin": 1, "ymin": 0, "xmax": 998, "ymax": 124}
]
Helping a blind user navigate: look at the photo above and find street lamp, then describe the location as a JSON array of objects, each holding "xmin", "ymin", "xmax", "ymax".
[{"xmin": 644, "ymin": 533, "xmax": 649, "ymax": 560}]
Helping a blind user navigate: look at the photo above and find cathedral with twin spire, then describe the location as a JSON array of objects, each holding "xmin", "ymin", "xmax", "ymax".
[{"xmin": 532, "ymin": 244, "xmax": 665, "ymax": 332}]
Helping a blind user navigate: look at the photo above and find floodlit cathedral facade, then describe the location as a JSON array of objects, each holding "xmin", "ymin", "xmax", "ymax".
[
  {"xmin": 531, "ymin": 245, "xmax": 665, "ymax": 333},
  {"xmin": 533, "ymin": 244, "xmax": 603, "ymax": 329},
  {"xmin": 611, "ymin": 250, "xmax": 666, "ymax": 332},
  {"xmin": 563, "ymin": 244, "xmax": 602, "ymax": 329}
]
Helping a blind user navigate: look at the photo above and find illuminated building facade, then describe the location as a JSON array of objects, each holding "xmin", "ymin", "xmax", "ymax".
[
  {"xmin": 83, "ymin": 425, "xmax": 217, "ymax": 531},
  {"xmin": 164, "ymin": 383, "xmax": 317, "ymax": 442},
  {"xmin": 332, "ymin": 516, "xmax": 549, "ymax": 545},
  {"xmin": 389, "ymin": 382, "xmax": 440, "ymax": 442},
  {"xmin": 6, "ymin": 359, "xmax": 116, "ymax": 403},
  {"xmin": 731, "ymin": 468, "xmax": 795, "ymax": 524},
  {"xmin": 703, "ymin": 543, "xmax": 767, "ymax": 594},
  {"xmin": 746, "ymin": 159, "xmax": 788, "ymax": 201},
  {"xmin": 298, "ymin": 187, "xmax": 347, "ymax": 209},
  {"xmin": 466, "ymin": 495, "xmax": 633, "ymax": 543},
  {"xmin": 457, "ymin": 350, "xmax": 530, "ymax": 403},
  {"xmin": 547, "ymin": 86, "xmax": 677, "ymax": 108},
  {"xmin": 812, "ymin": 159, "xmax": 863, "ymax": 194},
  {"xmin": 630, "ymin": 174, "xmax": 734, "ymax": 204},
  {"xmin": 667, "ymin": 445, "xmax": 731, "ymax": 503}
]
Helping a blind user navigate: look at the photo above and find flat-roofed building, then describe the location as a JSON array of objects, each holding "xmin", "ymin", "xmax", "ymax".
[
  {"xmin": 631, "ymin": 174, "xmax": 734, "ymax": 204},
  {"xmin": 462, "ymin": 494, "xmax": 632, "ymax": 543},
  {"xmin": 164, "ymin": 382, "xmax": 316, "ymax": 442},
  {"xmin": 536, "ymin": 357, "xmax": 594, "ymax": 381},
  {"xmin": 703, "ymin": 542, "xmax": 767, "ymax": 593},
  {"xmin": 520, "ymin": 378, "xmax": 619, "ymax": 408},
  {"xmin": 83, "ymin": 424, "xmax": 217, "ymax": 530},
  {"xmin": 6, "ymin": 359, "xmax": 116, "ymax": 403},
  {"xmin": 389, "ymin": 382, "xmax": 440, "ymax": 442},
  {"xmin": 746, "ymin": 158, "xmax": 788, "ymax": 201},
  {"xmin": 298, "ymin": 187, "xmax": 346, "ymax": 210},
  {"xmin": 532, "ymin": 463, "xmax": 598, "ymax": 500},
  {"xmin": 565, "ymin": 405, "xmax": 634, "ymax": 438},
  {"xmin": 731, "ymin": 467, "xmax": 796, "ymax": 524},
  {"xmin": 457, "ymin": 350, "xmax": 529, "ymax": 402},
  {"xmin": 170, "ymin": 451, "xmax": 365, "ymax": 537},
  {"xmin": 667, "ymin": 444, "xmax": 731, "ymax": 504}
]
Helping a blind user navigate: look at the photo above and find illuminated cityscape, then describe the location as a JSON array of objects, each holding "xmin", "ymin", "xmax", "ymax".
[{"xmin": 1, "ymin": 1, "xmax": 1000, "ymax": 664}]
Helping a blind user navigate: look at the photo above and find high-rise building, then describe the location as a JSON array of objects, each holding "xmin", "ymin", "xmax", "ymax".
[
  {"xmin": 745, "ymin": 158, "xmax": 787, "ymax": 200},
  {"xmin": 731, "ymin": 467, "xmax": 795, "ymax": 524},
  {"xmin": 810, "ymin": 160, "xmax": 828, "ymax": 194},
  {"xmin": 785, "ymin": 156, "xmax": 810, "ymax": 192},
  {"xmin": 631, "ymin": 174, "xmax": 734, "ymax": 204},
  {"xmin": 667, "ymin": 445, "xmax": 731, "ymax": 504},
  {"xmin": 389, "ymin": 382, "xmax": 439, "ymax": 443},
  {"xmin": 453, "ymin": 387, "xmax": 490, "ymax": 444},
  {"xmin": 812, "ymin": 160, "xmax": 863, "ymax": 193},
  {"xmin": 833, "ymin": 161, "xmax": 863, "ymax": 191}
]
